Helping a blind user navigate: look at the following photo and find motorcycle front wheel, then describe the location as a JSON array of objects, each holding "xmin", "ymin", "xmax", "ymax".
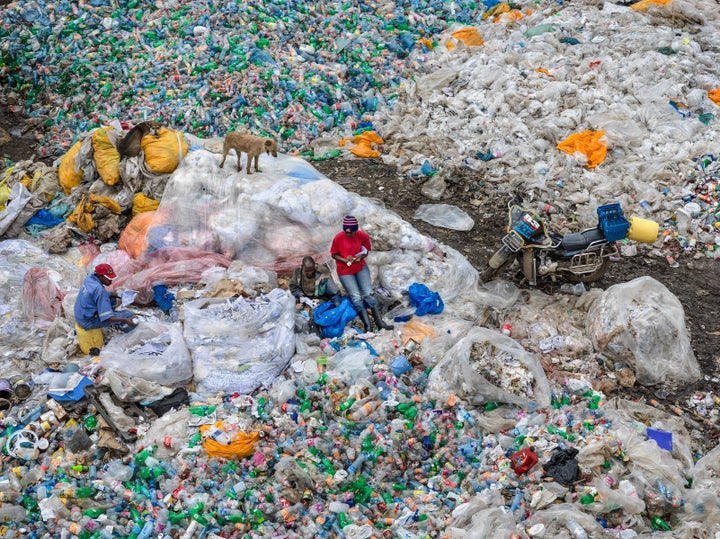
[
  {"xmin": 565, "ymin": 258, "xmax": 611, "ymax": 283},
  {"xmin": 480, "ymin": 246, "xmax": 515, "ymax": 282}
]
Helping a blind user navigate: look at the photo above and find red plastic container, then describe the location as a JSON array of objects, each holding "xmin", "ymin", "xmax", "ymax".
[{"xmin": 510, "ymin": 447, "xmax": 538, "ymax": 475}]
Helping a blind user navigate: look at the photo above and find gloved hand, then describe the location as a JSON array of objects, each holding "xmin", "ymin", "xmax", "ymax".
[{"xmin": 300, "ymin": 296, "xmax": 317, "ymax": 308}]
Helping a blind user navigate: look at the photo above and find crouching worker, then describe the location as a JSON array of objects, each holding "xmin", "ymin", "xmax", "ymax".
[
  {"xmin": 75, "ymin": 264, "xmax": 137, "ymax": 333},
  {"xmin": 290, "ymin": 256, "xmax": 341, "ymax": 307}
]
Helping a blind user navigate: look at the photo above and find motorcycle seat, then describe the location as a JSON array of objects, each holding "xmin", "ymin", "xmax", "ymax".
[{"xmin": 557, "ymin": 228, "xmax": 606, "ymax": 251}]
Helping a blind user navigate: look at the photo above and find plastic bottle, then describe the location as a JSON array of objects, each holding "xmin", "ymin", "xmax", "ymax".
[
  {"xmin": 181, "ymin": 519, "xmax": 199, "ymax": 539},
  {"xmin": 651, "ymin": 516, "xmax": 672, "ymax": 531},
  {"xmin": 0, "ymin": 504, "xmax": 27, "ymax": 523},
  {"xmin": 137, "ymin": 519, "xmax": 155, "ymax": 539},
  {"xmin": 510, "ymin": 489, "xmax": 523, "ymax": 512},
  {"xmin": 566, "ymin": 518, "xmax": 588, "ymax": 539},
  {"xmin": 456, "ymin": 406, "xmax": 476, "ymax": 426}
]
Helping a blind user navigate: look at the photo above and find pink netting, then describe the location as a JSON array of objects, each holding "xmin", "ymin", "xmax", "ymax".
[
  {"xmin": 110, "ymin": 247, "xmax": 233, "ymax": 304},
  {"xmin": 22, "ymin": 267, "xmax": 65, "ymax": 328}
]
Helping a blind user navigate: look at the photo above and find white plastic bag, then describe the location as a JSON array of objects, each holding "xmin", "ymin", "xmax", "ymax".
[
  {"xmin": 183, "ymin": 288, "xmax": 295, "ymax": 397},
  {"xmin": 427, "ymin": 326, "xmax": 551, "ymax": 409},
  {"xmin": 100, "ymin": 321, "xmax": 192, "ymax": 386},
  {"xmin": 413, "ymin": 203, "xmax": 475, "ymax": 231},
  {"xmin": 586, "ymin": 276, "xmax": 701, "ymax": 386}
]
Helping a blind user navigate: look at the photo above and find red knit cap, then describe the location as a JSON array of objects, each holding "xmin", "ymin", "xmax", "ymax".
[{"xmin": 343, "ymin": 215, "xmax": 359, "ymax": 231}]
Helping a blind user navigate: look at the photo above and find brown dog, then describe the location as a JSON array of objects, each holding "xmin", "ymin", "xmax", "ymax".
[
  {"xmin": 220, "ymin": 132, "xmax": 278, "ymax": 174},
  {"xmin": 118, "ymin": 121, "xmax": 162, "ymax": 158}
]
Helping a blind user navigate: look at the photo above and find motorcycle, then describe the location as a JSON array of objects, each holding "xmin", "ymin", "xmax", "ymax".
[{"xmin": 480, "ymin": 202, "xmax": 658, "ymax": 286}]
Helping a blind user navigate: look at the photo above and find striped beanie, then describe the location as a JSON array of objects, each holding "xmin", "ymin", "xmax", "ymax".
[{"xmin": 342, "ymin": 215, "xmax": 359, "ymax": 231}]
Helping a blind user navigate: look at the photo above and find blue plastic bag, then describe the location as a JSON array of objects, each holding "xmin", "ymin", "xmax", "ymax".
[
  {"xmin": 407, "ymin": 283, "xmax": 444, "ymax": 316},
  {"xmin": 313, "ymin": 297, "xmax": 358, "ymax": 338}
]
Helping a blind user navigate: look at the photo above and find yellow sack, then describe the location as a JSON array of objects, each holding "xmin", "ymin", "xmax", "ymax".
[
  {"xmin": 708, "ymin": 88, "xmax": 720, "ymax": 106},
  {"xmin": 199, "ymin": 422, "xmax": 260, "ymax": 459},
  {"xmin": 67, "ymin": 195, "xmax": 96, "ymax": 233},
  {"xmin": 143, "ymin": 128, "xmax": 188, "ymax": 174},
  {"xmin": 349, "ymin": 131, "xmax": 384, "ymax": 158},
  {"xmin": 58, "ymin": 140, "xmax": 84, "ymax": 195},
  {"xmin": 482, "ymin": 3, "xmax": 510, "ymax": 20},
  {"xmin": 447, "ymin": 28, "xmax": 484, "ymax": 50},
  {"xmin": 631, "ymin": 0, "xmax": 672, "ymax": 10},
  {"xmin": 132, "ymin": 193, "xmax": 160, "ymax": 216},
  {"xmin": 88, "ymin": 194, "xmax": 121, "ymax": 215},
  {"xmin": 92, "ymin": 127, "xmax": 121, "ymax": 186},
  {"xmin": 556, "ymin": 130, "xmax": 607, "ymax": 168},
  {"xmin": 75, "ymin": 323, "xmax": 104, "ymax": 354},
  {"xmin": 0, "ymin": 171, "xmax": 11, "ymax": 211}
]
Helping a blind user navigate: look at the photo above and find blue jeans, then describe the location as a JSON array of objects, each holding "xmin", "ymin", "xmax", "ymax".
[
  {"xmin": 338, "ymin": 266, "xmax": 377, "ymax": 313},
  {"xmin": 81, "ymin": 309, "xmax": 135, "ymax": 332}
]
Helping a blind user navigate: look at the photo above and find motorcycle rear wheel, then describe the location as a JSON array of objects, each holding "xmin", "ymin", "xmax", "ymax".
[{"xmin": 565, "ymin": 258, "xmax": 610, "ymax": 283}]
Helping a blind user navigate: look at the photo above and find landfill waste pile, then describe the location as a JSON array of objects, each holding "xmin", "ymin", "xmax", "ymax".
[{"xmin": 0, "ymin": 0, "xmax": 720, "ymax": 538}]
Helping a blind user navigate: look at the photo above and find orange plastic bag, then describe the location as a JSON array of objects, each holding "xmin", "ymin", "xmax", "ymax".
[
  {"xmin": 58, "ymin": 140, "xmax": 84, "ymax": 195},
  {"xmin": 118, "ymin": 210, "xmax": 156, "ymax": 258},
  {"xmin": 349, "ymin": 131, "xmax": 384, "ymax": 158},
  {"xmin": 199, "ymin": 422, "xmax": 260, "ymax": 459},
  {"xmin": 446, "ymin": 28, "xmax": 484, "ymax": 50},
  {"xmin": 143, "ymin": 128, "xmax": 188, "ymax": 174},
  {"xmin": 631, "ymin": 0, "xmax": 672, "ymax": 10},
  {"xmin": 708, "ymin": 88, "xmax": 720, "ymax": 106},
  {"xmin": 132, "ymin": 193, "xmax": 160, "ymax": 216},
  {"xmin": 400, "ymin": 318, "xmax": 439, "ymax": 346},
  {"xmin": 92, "ymin": 127, "xmax": 121, "ymax": 186},
  {"xmin": 556, "ymin": 130, "xmax": 607, "ymax": 168}
]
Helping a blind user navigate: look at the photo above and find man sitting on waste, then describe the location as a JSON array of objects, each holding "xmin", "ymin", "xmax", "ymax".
[
  {"xmin": 289, "ymin": 256, "xmax": 341, "ymax": 307},
  {"xmin": 75, "ymin": 263, "xmax": 137, "ymax": 333}
]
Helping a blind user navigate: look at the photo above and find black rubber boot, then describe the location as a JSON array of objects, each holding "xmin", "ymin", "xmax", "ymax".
[
  {"xmin": 371, "ymin": 307, "xmax": 394, "ymax": 331},
  {"xmin": 358, "ymin": 309, "xmax": 372, "ymax": 333}
]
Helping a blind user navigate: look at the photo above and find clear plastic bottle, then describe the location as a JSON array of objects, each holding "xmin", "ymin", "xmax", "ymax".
[
  {"xmin": 566, "ymin": 517, "xmax": 588, "ymax": 539},
  {"xmin": 0, "ymin": 504, "xmax": 27, "ymax": 523}
]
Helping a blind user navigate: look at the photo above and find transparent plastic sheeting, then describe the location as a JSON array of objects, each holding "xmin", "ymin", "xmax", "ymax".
[
  {"xmin": 0, "ymin": 240, "xmax": 84, "ymax": 358},
  {"xmin": 427, "ymin": 326, "xmax": 553, "ymax": 409},
  {"xmin": 183, "ymin": 288, "xmax": 296, "ymax": 397},
  {"xmin": 586, "ymin": 276, "xmax": 701, "ymax": 386},
  {"xmin": 143, "ymin": 151, "xmax": 476, "ymax": 302},
  {"xmin": 100, "ymin": 322, "xmax": 193, "ymax": 387}
]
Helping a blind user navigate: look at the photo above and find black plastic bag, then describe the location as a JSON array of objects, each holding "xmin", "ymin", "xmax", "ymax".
[
  {"xmin": 145, "ymin": 387, "xmax": 190, "ymax": 417},
  {"xmin": 543, "ymin": 446, "xmax": 579, "ymax": 486}
]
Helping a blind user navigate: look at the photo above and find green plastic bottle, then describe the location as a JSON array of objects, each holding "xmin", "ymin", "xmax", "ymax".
[
  {"xmin": 651, "ymin": 516, "xmax": 671, "ymax": 531},
  {"xmin": 337, "ymin": 397, "xmax": 356, "ymax": 413}
]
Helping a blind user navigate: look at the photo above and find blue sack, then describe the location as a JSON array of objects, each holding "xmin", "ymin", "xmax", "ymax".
[
  {"xmin": 313, "ymin": 297, "xmax": 358, "ymax": 338},
  {"xmin": 407, "ymin": 283, "xmax": 444, "ymax": 316}
]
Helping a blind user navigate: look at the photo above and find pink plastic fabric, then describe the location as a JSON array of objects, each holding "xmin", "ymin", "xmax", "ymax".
[
  {"xmin": 22, "ymin": 267, "xmax": 65, "ymax": 328},
  {"xmin": 110, "ymin": 247, "xmax": 233, "ymax": 305}
]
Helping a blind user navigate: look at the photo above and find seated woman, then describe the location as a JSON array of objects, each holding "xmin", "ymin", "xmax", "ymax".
[{"xmin": 330, "ymin": 215, "xmax": 393, "ymax": 333}]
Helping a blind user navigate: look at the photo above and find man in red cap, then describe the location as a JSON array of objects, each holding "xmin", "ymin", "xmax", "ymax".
[{"xmin": 74, "ymin": 263, "xmax": 137, "ymax": 333}]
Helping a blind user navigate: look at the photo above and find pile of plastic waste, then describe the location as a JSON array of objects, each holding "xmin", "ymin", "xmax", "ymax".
[
  {"xmin": 1, "ymin": 146, "xmax": 718, "ymax": 539},
  {"xmin": 1, "ymin": 0, "xmax": 719, "ymax": 537}
]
